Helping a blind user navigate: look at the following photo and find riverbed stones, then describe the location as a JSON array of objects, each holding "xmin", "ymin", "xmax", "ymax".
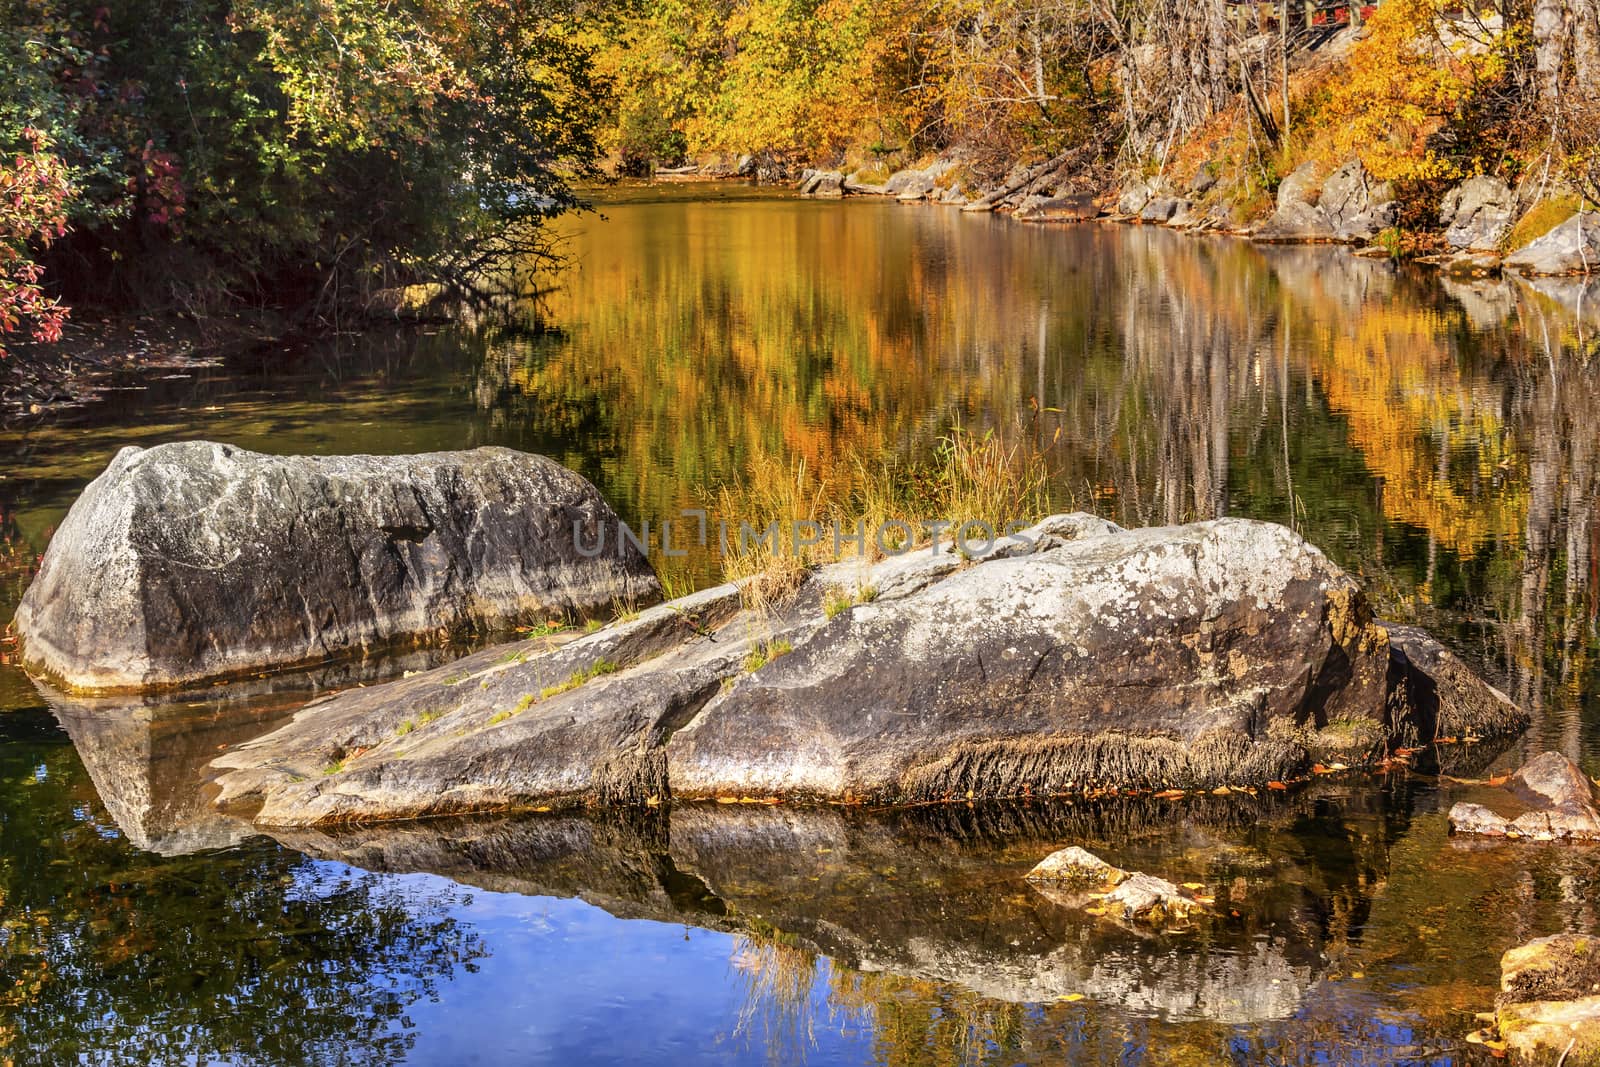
[
  {"xmin": 1505, "ymin": 213, "xmax": 1600, "ymax": 275},
  {"xmin": 1448, "ymin": 751, "xmax": 1600, "ymax": 841},
  {"xmin": 14, "ymin": 442, "xmax": 659, "ymax": 693},
  {"xmin": 211, "ymin": 515, "xmax": 1525, "ymax": 828},
  {"xmin": 1441, "ymin": 175, "xmax": 1516, "ymax": 251}
]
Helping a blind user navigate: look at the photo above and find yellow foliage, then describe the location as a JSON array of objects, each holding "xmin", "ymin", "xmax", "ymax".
[{"xmin": 1326, "ymin": 0, "xmax": 1507, "ymax": 183}]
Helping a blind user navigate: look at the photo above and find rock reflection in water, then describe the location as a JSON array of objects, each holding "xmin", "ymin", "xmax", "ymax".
[
  {"xmin": 268, "ymin": 789, "xmax": 1401, "ymax": 1029},
  {"xmin": 32, "ymin": 647, "xmax": 464, "ymax": 854}
]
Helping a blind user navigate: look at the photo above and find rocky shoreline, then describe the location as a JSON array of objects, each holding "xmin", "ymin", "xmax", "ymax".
[{"xmin": 783, "ymin": 155, "xmax": 1600, "ymax": 279}]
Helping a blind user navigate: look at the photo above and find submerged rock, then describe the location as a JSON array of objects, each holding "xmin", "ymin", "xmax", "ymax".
[
  {"xmin": 1101, "ymin": 872, "xmax": 1207, "ymax": 924},
  {"xmin": 14, "ymin": 442, "xmax": 659, "ymax": 693},
  {"xmin": 211, "ymin": 515, "xmax": 1525, "ymax": 828},
  {"xmin": 1448, "ymin": 751, "xmax": 1600, "ymax": 841}
]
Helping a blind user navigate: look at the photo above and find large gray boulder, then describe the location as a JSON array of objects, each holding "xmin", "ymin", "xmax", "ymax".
[
  {"xmin": 1505, "ymin": 213, "xmax": 1600, "ymax": 275},
  {"xmin": 1441, "ymin": 175, "xmax": 1516, "ymax": 251},
  {"xmin": 885, "ymin": 164, "xmax": 947, "ymax": 201},
  {"xmin": 14, "ymin": 442, "xmax": 659, "ymax": 693},
  {"xmin": 1116, "ymin": 179, "xmax": 1156, "ymax": 216},
  {"xmin": 1256, "ymin": 160, "xmax": 1394, "ymax": 242},
  {"xmin": 796, "ymin": 169, "xmax": 844, "ymax": 198},
  {"xmin": 1012, "ymin": 193, "xmax": 1098, "ymax": 222},
  {"xmin": 1140, "ymin": 196, "xmax": 1190, "ymax": 224},
  {"xmin": 1320, "ymin": 160, "xmax": 1397, "ymax": 240},
  {"xmin": 211, "ymin": 515, "xmax": 1524, "ymax": 828},
  {"xmin": 666, "ymin": 518, "xmax": 1392, "ymax": 802},
  {"xmin": 1254, "ymin": 162, "xmax": 1330, "ymax": 240}
]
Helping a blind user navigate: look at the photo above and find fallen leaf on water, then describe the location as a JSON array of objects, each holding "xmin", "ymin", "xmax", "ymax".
[
  {"xmin": 1488, "ymin": 774, "xmax": 1511, "ymax": 786},
  {"xmin": 716, "ymin": 797, "xmax": 739, "ymax": 804},
  {"xmin": 1154, "ymin": 789, "xmax": 1185, "ymax": 799},
  {"xmin": 1058, "ymin": 993, "xmax": 1085, "ymax": 1002},
  {"xmin": 1267, "ymin": 781, "xmax": 1288, "ymax": 790}
]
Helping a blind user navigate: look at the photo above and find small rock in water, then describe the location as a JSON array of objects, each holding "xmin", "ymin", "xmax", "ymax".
[
  {"xmin": 1101, "ymin": 873, "xmax": 1206, "ymax": 925},
  {"xmin": 1448, "ymin": 751, "xmax": 1600, "ymax": 841},
  {"xmin": 1025, "ymin": 846, "xmax": 1207, "ymax": 925},
  {"xmin": 1025, "ymin": 846, "xmax": 1126, "ymax": 886}
]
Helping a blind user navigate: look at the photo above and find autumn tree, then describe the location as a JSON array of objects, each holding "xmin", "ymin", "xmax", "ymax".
[
  {"xmin": 1, "ymin": 0, "xmax": 611, "ymax": 318},
  {"xmin": 0, "ymin": 128, "xmax": 69, "ymax": 356}
]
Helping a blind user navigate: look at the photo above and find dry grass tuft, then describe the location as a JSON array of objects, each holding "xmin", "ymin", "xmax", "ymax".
[{"xmin": 713, "ymin": 428, "xmax": 1052, "ymax": 601}]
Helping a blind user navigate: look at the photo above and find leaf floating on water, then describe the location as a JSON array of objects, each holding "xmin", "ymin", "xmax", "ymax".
[
  {"xmin": 1153, "ymin": 789, "xmax": 1185, "ymax": 799},
  {"xmin": 716, "ymin": 796, "xmax": 739, "ymax": 804},
  {"xmin": 1267, "ymin": 780, "xmax": 1288, "ymax": 790},
  {"xmin": 1057, "ymin": 993, "xmax": 1085, "ymax": 1002},
  {"xmin": 1181, "ymin": 882, "xmax": 1205, "ymax": 890}
]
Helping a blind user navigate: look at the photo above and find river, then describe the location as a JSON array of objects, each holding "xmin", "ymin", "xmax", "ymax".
[{"xmin": 0, "ymin": 182, "xmax": 1596, "ymax": 1064}]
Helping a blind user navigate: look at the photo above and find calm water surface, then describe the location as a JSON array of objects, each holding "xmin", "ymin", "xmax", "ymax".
[{"xmin": 1, "ymin": 182, "xmax": 1598, "ymax": 1064}]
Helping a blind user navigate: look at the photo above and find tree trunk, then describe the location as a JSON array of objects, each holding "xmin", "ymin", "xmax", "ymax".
[
  {"xmin": 1573, "ymin": 0, "xmax": 1600, "ymax": 89},
  {"xmin": 1533, "ymin": 0, "xmax": 1570, "ymax": 109}
]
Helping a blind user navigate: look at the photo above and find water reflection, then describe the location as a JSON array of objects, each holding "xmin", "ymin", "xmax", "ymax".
[
  {"xmin": 253, "ymin": 785, "xmax": 1598, "ymax": 1065},
  {"xmin": 1, "ymin": 187, "xmax": 1600, "ymax": 1062},
  {"xmin": 0, "ymin": 709, "xmax": 486, "ymax": 1065}
]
